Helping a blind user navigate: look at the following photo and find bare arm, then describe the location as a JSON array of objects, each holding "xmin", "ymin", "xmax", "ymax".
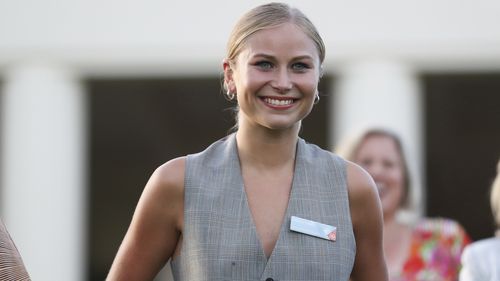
[
  {"xmin": 347, "ymin": 161, "xmax": 388, "ymax": 281},
  {"xmin": 106, "ymin": 157, "xmax": 185, "ymax": 281}
]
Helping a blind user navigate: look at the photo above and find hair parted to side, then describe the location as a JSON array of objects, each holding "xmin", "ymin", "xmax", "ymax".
[
  {"xmin": 335, "ymin": 128, "xmax": 412, "ymax": 209},
  {"xmin": 491, "ymin": 159, "xmax": 500, "ymax": 230},
  {"xmin": 226, "ymin": 2, "xmax": 325, "ymax": 66}
]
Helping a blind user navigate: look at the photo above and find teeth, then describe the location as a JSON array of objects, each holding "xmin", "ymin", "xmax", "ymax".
[{"xmin": 264, "ymin": 98, "xmax": 293, "ymax": 106}]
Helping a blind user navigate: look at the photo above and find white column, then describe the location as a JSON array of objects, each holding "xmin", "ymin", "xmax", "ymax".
[
  {"xmin": 1, "ymin": 62, "xmax": 86, "ymax": 281},
  {"xmin": 330, "ymin": 59, "xmax": 424, "ymax": 218}
]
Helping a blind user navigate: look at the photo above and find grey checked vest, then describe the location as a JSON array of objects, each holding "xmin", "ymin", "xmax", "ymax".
[{"xmin": 171, "ymin": 134, "xmax": 355, "ymax": 281}]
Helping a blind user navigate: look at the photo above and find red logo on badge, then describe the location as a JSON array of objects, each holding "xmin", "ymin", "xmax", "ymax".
[{"xmin": 328, "ymin": 231, "xmax": 336, "ymax": 241}]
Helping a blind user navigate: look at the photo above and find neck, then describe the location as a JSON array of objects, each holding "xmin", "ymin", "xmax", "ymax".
[
  {"xmin": 382, "ymin": 213, "xmax": 409, "ymax": 241},
  {"xmin": 235, "ymin": 123, "xmax": 299, "ymax": 170},
  {"xmin": 382, "ymin": 216, "xmax": 412, "ymax": 276},
  {"xmin": 384, "ymin": 215, "xmax": 401, "ymax": 229},
  {"xmin": 383, "ymin": 210, "xmax": 398, "ymax": 225}
]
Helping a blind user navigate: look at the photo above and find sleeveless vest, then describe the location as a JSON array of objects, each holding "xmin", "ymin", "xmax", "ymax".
[{"xmin": 171, "ymin": 134, "xmax": 355, "ymax": 281}]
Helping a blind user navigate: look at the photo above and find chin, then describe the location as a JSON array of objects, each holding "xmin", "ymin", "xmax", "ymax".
[
  {"xmin": 262, "ymin": 115, "xmax": 306, "ymax": 130},
  {"xmin": 382, "ymin": 205, "xmax": 400, "ymax": 218},
  {"xmin": 263, "ymin": 125, "xmax": 296, "ymax": 132},
  {"xmin": 262, "ymin": 120, "xmax": 300, "ymax": 131}
]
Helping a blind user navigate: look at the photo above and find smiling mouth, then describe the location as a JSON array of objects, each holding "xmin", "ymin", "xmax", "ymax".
[{"xmin": 262, "ymin": 97, "xmax": 296, "ymax": 106}]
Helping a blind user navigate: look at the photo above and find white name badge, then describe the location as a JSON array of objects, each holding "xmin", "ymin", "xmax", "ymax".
[{"xmin": 290, "ymin": 216, "xmax": 337, "ymax": 242}]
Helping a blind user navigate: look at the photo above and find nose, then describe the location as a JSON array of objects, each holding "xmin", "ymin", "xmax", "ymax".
[{"xmin": 271, "ymin": 68, "xmax": 292, "ymax": 93}]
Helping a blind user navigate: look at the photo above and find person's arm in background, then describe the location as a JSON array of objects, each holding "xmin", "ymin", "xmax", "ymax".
[{"xmin": 0, "ymin": 219, "xmax": 31, "ymax": 280}]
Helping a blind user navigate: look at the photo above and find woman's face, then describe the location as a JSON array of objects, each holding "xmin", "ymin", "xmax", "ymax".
[
  {"xmin": 225, "ymin": 22, "xmax": 321, "ymax": 131},
  {"xmin": 354, "ymin": 135, "xmax": 406, "ymax": 219}
]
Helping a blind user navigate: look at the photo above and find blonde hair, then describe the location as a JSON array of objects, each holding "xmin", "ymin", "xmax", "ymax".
[
  {"xmin": 226, "ymin": 2, "xmax": 325, "ymax": 65},
  {"xmin": 491, "ymin": 159, "xmax": 500, "ymax": 229},
  {"xmin": 336, "ymin": 128, "xmax": 412, "ymax": 209}
]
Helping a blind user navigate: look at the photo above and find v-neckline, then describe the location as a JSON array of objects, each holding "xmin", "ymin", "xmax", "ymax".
[{"xmin": 232, "ymin": 135, "xmax": 302, "ymax": 262}]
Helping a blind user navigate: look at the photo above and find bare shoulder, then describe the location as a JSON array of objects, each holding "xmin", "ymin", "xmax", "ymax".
[
  {"xmin": 149, "ymin": 156, "xmax": 186, "ymax": 193},
  {"xmin": 140, "ymin": 156, "xmax": 186, "ymax": 228},
  {"xmin": 106, "ymin": 157, "xmax": 186, "ymax": 280},
  {"xmin": 344, "ymin": 160, "xmax": 382, "ymax": 228},
  {"xmin": 344, "ymin": 161, "xmax": 388, "ymax": 281},
  {"xmin": 345, "ymin": 160, "xmax": 378, "ymax": 204}
]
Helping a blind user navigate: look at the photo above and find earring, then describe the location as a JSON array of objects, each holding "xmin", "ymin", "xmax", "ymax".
[
  {"xmin": 225, "ymin": 90, "xmax": 235, "ymax": 101},
  {"xmin": 314, "ymin": 94, "xmax": 320, "ymax": 104}
]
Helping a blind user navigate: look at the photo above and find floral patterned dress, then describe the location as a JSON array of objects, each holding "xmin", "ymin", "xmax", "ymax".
[{"xmin": 390, "ymin": 218, "xmax": 471, "ymax": 281}]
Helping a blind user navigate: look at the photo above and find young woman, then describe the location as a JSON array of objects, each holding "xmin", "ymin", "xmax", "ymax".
[
  {"xmin": 337, "ymin": 128, "xmax": 470, "ymax": 281},
  {"xmin": 107, "ymin": 3, "xmax": 387, "ymax": 280}
]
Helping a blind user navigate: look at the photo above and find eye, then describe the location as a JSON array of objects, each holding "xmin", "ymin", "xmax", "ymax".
[
  {"xmin": 360, "ymin": 158, "xmax": 372, "ymax": 168},
  {"xmin": 383, "ymin": 160, "xmax": 395, "ymax": 169},
  {"xmin": 255, "ymin": 61, "xmax": 273, "ymax": 70},
  {"xmin": 291, "ymin": 62, "xmax": 311, "ymax": 72}
]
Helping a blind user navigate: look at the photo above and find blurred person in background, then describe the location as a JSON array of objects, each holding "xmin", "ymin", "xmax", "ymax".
[
  {"xmin": 460, "ymin": 159, "xmax": 500, "ymax": 281},
  {"xmin": 106, "ymin": 2, "xmax": 387, "ymax": 281},
  {"xmin": 337, "ymin": 127, "xmax": 470, "ymax": 281},
  {"xmin": 0, "ymin": 219, "xmax": 31, "ymax": 280}
]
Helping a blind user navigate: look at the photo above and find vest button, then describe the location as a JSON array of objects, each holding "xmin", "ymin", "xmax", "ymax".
[{"xmin": 265, "ymin": 278, "xmax": 274, "ymax": 281}]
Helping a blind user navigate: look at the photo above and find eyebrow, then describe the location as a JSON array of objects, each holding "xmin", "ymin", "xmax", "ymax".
[{"xmin": 251, "ymin": 53, "xmax": 314, "ymax": 61}]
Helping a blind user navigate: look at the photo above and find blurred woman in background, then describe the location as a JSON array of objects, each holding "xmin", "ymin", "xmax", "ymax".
[{"xmin": 337, "ymin": 127, "xmax": 470, "ymax": 281}]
